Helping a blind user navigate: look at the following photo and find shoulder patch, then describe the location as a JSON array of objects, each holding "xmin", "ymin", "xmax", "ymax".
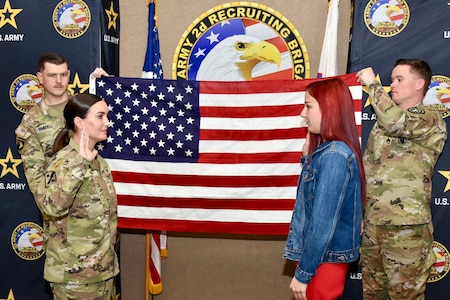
[
  {"xmin": 15, "ymin": 125, "xmax": 31, "ymax": 139},
  {"xmin": 45, "ymin": 171, "xmax": 57, "ymax": 188},
  {"xmin": 408, "ymin": 107, "xmax": 425, "ymax": 114}
]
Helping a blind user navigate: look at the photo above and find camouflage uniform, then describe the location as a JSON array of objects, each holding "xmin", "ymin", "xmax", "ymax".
[
  {"xmin": 362, "ymin": 81, "xmax": 447, "ymax": 300},
  {"xmin": 41, "ymin": 137, "xmax": 119, "ymax": 289},
  {"xmin": 16, "ymin": 97, "xmax": 67, "ymax": 204}
]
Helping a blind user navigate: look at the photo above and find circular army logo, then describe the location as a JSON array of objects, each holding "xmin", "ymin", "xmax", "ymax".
[
  {"xmin": 423, "ymin": 75, "xmax": 450, "ymax": 119},
  {"xmin": 53, "ymin": 0, "xmax": 91, "ymax": 39},
  {"xmin": 9, "ymin": 74, "xmax": 42, "ymax": 113},
  {"xmin": 11, "ymin": 222, "xmax": 45, "ymax": 260},
  {"xmin": 172, "ymin": 2, "xmax": 310, "ymax": 81},
  {"xmin": 428, "ymin": 241, "xmax": 450, "ymax": 283},
  {"xmin": 364, "ymin": 0, "xmax": 410, "ymax": 37}
]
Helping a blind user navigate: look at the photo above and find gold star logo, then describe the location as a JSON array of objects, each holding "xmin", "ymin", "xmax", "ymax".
[
  {"xmin": 0, "ymin": 0, "xmax": 22, "ymax": 29},
  {"xmin": 0, "ymin": 148, "xmax": 22, "ymax": 178},
  {"xmin": 438, "ymin": 170, "xmax": 450, "ymax": 192},
  {"xmin": 105, "ymin": 1, "xmax": 118, "ymax": 31},
  {"xmin": 363, "ymin": 75, "xmax": 392, "ymax": 107},
  {"xmin": 67, "ymin": 73, "xmax": 90, "ymax": 94}
]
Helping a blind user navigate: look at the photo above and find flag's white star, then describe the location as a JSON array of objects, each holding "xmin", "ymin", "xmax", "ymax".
[
  {"xmin": 131, "ymin": 83, "xmax": 139, "ymax": 90},
  {"xmin": 115, "ymin": 82, "xmax": 122, "ymax": 89},
  {"xmin": 167, "ymin": 148, "xmax": 175, "ymax": 155},
  {"xmin": 132, "ymin": 98, "xmax": 140, "ymax": 106},
  {"xmin": 185, "ymin": 149, "xmax": 193, "ymax": 157},
  {"xmin": 114, "ymin": 144, "xmax": 123, "ymax": 152},
  {"xmin": 149, "ymin": 131, "xmax": 157, "ymax": 139},
  {"xmin": 185, "ymin": 86, "xmax": 193, "ymax": 93},
  {"xmin": 167, "ymin": 85, "xmax": 175, "ymax": 93},
  {"xmin": 175, "ymin": 93, "xmax": 184, "ymax": 101},
  {"xmin": 97, "ymin": 80, "xmax": 105, "ymax": 87},
  {"xmin": 176, "ymin": 141, "xmax": 184, "ymax": 148},
  {"xmin": 185, "ymin": 133, "xmax": 194, "ymax": 141},
  {"xmin": 141, "ymin": 107, "xmax": 149, "ymax": 115},
  {"xmin": 168, "ymin": 116, "xmax": 176, "ymax": 124},
  {"xmin": 159, "ymin": 108, "xmax": 167, "ymax": 116},
  {"xmin": 149, "ymin": 147, "xmax": 157, "ymax": 155},
  {"xmin": 140, "ymin": 138, "xmax": 148, "ymax": 147},
  {"xmin": 176, "ymin": 124, "xmax": 185, "ymax": 132},
  {"xmin": 186, "ymin": 117, "xmax": 195, "ymax": 124},
  {"xmin": 158, "ymin": 123, "xmax": 167, "ymax": 131},
  {"xmin": 140, "ymin": 122, "xmax": 149, "ymax": 130},
  {"xmin": 166, "ymin": 132, "xmax": 175, "ymax": 140},
  {"xmin": 114, "ymin": 97, "xmax": 122, "ymax": 105},
  {"xmin": 149, "ymin": 84, "xmax": 157, "ymax": 92},
  {"xmin": 157, "ymin": 139, "xmax": 165, "ymax": 147}
]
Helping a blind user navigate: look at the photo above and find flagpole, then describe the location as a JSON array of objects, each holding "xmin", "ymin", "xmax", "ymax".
[{"xmin": 145, "ymin": 232, "xmax": 150, "ymax": 300}]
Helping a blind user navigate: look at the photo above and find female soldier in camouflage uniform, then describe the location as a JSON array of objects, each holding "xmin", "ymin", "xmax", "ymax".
[{"xmin": 41, "ymin": 93, "xmax": 119, "ymax": 300}]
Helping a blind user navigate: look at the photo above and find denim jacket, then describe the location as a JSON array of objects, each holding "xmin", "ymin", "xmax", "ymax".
[{"xmin": 283, "ymin": 140, "xmax": 362, "ymax": 284}]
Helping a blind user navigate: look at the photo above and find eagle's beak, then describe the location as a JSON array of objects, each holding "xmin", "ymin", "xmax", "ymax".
[{"xmin": 241, "ymin": 40, "xmax": 281, "ymax": 69}]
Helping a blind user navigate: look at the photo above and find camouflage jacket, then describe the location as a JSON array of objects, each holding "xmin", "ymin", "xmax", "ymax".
[
  {"xmin": 40, "ymin": 138, "xmax": 119, "ymax": 284},
  {"xmin": 363, "ymin": 81, "xmax": 447, "ymax": 225},
  {"xmin": 15, "ymin": 99, "xmax": 66, "ymax": 201}
]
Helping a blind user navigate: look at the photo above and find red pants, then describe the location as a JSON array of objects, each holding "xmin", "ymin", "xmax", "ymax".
[{"xmin": 297, "ymin": 262, "xmax": 349, "ymax": 300}]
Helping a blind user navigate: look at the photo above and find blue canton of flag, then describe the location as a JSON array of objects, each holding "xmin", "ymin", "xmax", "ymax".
[{"xmin": 96, "ymin": 77, "xmax": 199, "ymax": 163}]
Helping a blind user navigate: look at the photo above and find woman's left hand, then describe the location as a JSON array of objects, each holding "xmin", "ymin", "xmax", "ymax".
[{"xmin": 290, "ymin": 277, "xmax": 308, "ymax": 300}]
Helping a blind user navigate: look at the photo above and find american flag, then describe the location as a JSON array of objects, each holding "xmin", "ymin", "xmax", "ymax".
[{"xmin": 94, "ymin": 73, "xmax": 362, "ymax": 235}]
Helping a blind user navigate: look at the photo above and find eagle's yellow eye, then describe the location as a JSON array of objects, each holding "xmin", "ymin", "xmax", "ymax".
[{"xmin": 235, "ymin": 42, "xmax": 246, "ymax": 51}]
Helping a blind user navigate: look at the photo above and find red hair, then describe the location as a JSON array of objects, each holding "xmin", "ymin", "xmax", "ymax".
[{"xmin": 305, "ymin": 78, "xmax": 366, "ymax": 203}]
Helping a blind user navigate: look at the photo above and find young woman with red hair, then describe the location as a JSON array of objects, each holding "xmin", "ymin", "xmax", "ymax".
[{"xmin": 284, "ymin": 77, "xmax": 366, "ymax": 300}]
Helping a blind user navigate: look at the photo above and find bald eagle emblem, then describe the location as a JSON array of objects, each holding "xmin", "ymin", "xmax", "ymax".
[
  {"xmin": 52, "ymin": 0, "xmax": 91, "ymax": 39},
  {"xmin": 9, "ymin": 74, "xmax": 42, "ymax": 113},
  {"xmin": 364, "ymin": 0, "xmax": 409, "ymax": 37},
  {"xmin": 173, "ymin": 3, "xmax": 309, "ymax": 81},
  {"xmin": 11, "ymin": 222, "xmax": 45, "ymax": 260},
  {"xmin": 423, "ymin": 75, "xmax": 450, "ymax": 118}
]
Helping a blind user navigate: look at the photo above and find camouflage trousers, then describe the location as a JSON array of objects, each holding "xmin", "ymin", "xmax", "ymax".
[
  {"xmin": 361, "ymin": 223, "xmax": 434, "ymax": 300},
  {"xmin": 50, "ymin": 277, "xmax": 115, "ymax": 300}
]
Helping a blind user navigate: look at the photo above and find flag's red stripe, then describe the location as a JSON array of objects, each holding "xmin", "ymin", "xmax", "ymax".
[
  {"xmin": 112, "ymin": 171, "xmax": 299, "ymax": 187},
  {"xmin": 200, "ymin": 127, "xmax": 308, "ymax": 140},
  {"xmin": 201, "ymin": 73, "xmax": 360, "ymax": 94},
  {"xmin": 119, "ymin": 218, "xmax": 290, "ymax": 235},
  {"xmin": 198, "ymin": 152, "xmax": 302, "ymax": 163},
  {"xmin": 201, "ymin": 78, "xmax": 309, "ymax": 94},
  {"xmin": 200, "ymin": 104, "xmax": 303, "ymax": 118},
  {"xmin": 118, "ymin": 195, "xmax": 295, "ymax": 210}
]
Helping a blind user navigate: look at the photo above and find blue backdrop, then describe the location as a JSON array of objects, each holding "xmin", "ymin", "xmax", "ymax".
[{"xmin": 0, "ymin": 1, "xmax": 119, "ymax": 299}]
